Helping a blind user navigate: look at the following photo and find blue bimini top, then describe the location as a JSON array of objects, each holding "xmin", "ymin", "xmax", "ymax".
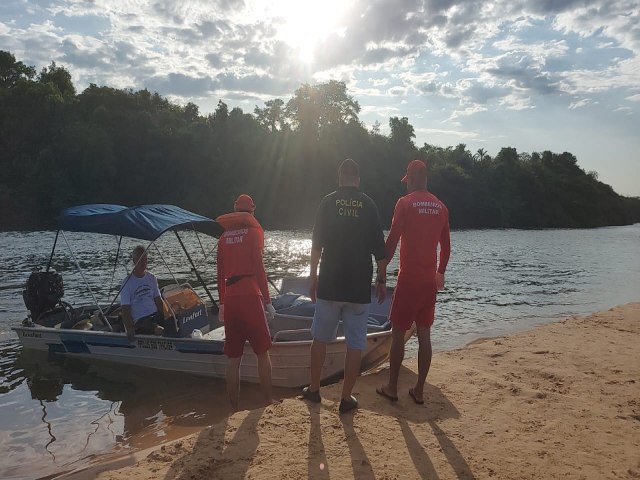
[{"xmin": 58, "ymin": 204, "xmax": 223, "ymax": 241}]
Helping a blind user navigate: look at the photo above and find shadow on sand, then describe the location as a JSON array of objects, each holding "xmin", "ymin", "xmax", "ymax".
[
  {"xmin": 162, "ymin": 409, "xmax": 264, "ymax": 479},
  {"xmin": 337, "ymin": 364, "xmax": 476, "ymax": 479}
]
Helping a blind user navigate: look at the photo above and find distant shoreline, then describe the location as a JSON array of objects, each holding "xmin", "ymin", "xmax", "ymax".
[{"xmin": 1, "ymin": 220, "xmax": 639, "ymax": 234}]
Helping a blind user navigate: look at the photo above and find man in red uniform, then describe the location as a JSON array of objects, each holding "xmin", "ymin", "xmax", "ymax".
[
  {"xmin": 376, "ymin": 160, "xmax": 451, "ymax": 405},
  {"xmin": 216, "ymin": 194, "xmax": 277, "ymax": 411}
]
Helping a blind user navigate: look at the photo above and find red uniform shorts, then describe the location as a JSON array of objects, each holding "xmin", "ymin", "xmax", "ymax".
[
  {"xmin": 389, "ymin": 278, "xmax": 437, "ymax": 331},
  {"xmin": 223, "ymin": 294, "xmax": 272, "ymax": 358}
]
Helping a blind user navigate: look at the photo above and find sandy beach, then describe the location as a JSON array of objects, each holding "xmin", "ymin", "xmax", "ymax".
[{"xmin": 62, "ymin": 303, "xmax": 640, "ymax": 479}]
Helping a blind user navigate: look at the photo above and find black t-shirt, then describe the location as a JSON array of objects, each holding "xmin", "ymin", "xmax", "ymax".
[{"xmin": 312, "ymin": 186, "xmax": 386, "ymax": 303}]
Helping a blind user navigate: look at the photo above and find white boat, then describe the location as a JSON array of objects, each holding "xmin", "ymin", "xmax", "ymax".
[{"xmin": 13, "ymin": 204, "xmax": 410, "ymax": 388}]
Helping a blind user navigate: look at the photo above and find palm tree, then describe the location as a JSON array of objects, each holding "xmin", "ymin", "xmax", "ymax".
[{"xmin": 473, "ymin": 148, "xmax": 487, "ymax": 162}]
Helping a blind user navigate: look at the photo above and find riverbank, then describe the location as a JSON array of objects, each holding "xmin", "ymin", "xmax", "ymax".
[{"xmin": 62, "ymin": 303, "xmax": 640, "ymax": 479}]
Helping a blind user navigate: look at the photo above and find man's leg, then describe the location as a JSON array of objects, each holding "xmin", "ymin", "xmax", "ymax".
[
  {"xmin": 380, "ymin": 326, "xmax": 407, "ymax": 397},
  {"xmin": 306, "ymin": 299, "xmax": 339, "ymax": 397},
  {"xmin": 412, "ymin": 326, "xmax": 432, "ymax": 401},
  {"xmin": 309, "ymin": 339, "xmax": 327, "ymax": 392},
  {"xmin": 153, "ymin": 324, "xmax": 165, "ymax": 336},
  {"xmin": 256, "ymin": 351, "xmax": 276, "ymax": 405},
  {"xmin": 158, "ymin": 311, "xmax": 178, "ymax": 336},
  {"xmin": 226, "ymin": 356, "xmax": 242, "ymax": 411},
  {"xmin": 341, "ymin": 347, "xmax": 362, "ymax": 400}
]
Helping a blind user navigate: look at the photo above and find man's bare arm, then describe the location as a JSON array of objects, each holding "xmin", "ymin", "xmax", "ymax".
[
  {"xmin": 375, "ymin": 258, "xmax": 387, "ymax": 304},
  {"xmin": 309, "ymin": 247, "xmax": 322, "ymax": 302}
]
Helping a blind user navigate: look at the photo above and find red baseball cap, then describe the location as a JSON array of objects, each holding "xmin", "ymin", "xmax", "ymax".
[
  {"xmin": 234, "ymin": 194, "xmax": 255, "ymax": 212},
  {"xmin": 401, "ymin": 159, "xmax": 427, "ymax": 183}
]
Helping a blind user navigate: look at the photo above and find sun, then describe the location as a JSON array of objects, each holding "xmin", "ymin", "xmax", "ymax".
[{"xmin": 265, "ymin": 0, "xmax": 350, "ymax": 64}]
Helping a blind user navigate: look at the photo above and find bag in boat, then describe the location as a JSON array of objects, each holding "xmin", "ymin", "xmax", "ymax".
[{"xmin": 272, "ymin": 293, "xmax": 316, "ymax": 317}]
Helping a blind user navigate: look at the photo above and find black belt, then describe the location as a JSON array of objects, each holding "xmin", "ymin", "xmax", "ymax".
[{"xmin": 225, "ymin": 274, "xmax": 254, "ymax": 287}]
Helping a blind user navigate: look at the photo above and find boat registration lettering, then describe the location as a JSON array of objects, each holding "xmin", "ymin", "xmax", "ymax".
[
  {"xmin": 22, "ymin": 331, "xmax": 42, "ymax": 338},
  {"xmin": 137, "ymin": 339, "xmax": 174, "ymax": 350}
]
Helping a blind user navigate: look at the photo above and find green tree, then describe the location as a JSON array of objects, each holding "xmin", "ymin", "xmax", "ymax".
[
  {"xmin": 473, "ymin": 147, "xmax": 487, "ymax": 162},
  {"xmin": 38, "ymin": 61, "xmax": 76, "ymax": 98},
  {"xmin": 1, "ymin": 50, "xmax": 639, "ymax": 230},
  {"xmin": 388, "ymin": 116, "xmax": 415, "ymax": 147},
  {"xmin": 285, "ymin": 80, "xmax": 360, "ymax": 138},
  {"xmin": 254, "ymin": 98, "xmax": 287, "ymax": 132},
  {"xmin": 0, "ymin": 51, "xmax": 36, "ymax": 88}
]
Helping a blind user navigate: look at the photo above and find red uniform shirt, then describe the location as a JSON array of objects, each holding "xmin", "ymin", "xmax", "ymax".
[
  {"xmin": 385, "ymin": 190, "xmax": 451, "ymax": 279},
  {"xmin": 216, "ymin": 225, "xmax": 271, "ymax": 304}
]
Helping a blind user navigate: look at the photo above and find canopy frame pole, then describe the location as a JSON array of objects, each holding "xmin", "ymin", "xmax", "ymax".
[
  {"xmin": 105, "ymin": 235, "xmax": 122, "ymax": 303},
  {"xmin": 46, "ymin": 231, "xmax": 59, "ymax": 272},
  {"xmin": 268, "ymin": 277, "xmax": 281, "ymax": 295},
  {"xmin": 107, "ymin": 235, "xmax": 131, "ymax": 311},
  {"xmin": 173, "ymin": 230, "xmax": 218, "ymax": 311},
  {"xmin": 61, "ymin": 231, "xmax": 112, "ymax": 331},
  {"xmin": 152, "ymin": 243, "xmax": 179, "ymax": 286},
  {"xmin": 194, "ymin": 229, "xmax": 210, "ymax": 263}
]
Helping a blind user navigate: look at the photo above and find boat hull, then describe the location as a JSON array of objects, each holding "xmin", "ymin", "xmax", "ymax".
[{"xmin": 12, "ymin": 319, "xmax": 408, "ymax": 388}]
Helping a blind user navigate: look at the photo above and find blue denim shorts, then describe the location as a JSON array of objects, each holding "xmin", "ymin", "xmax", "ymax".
[{"xmin": 311, "ymin": 299, "xmax": 370, "ymax": 350}]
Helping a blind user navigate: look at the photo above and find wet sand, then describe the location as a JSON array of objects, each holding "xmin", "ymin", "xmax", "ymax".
[{"xmin": 61, "ymin": 303, "xmax": 640, "ymax": 479}]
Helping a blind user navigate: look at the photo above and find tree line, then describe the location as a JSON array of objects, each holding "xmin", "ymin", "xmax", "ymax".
[{"xmin": 1, "ymin": 50, "xmax": 639, "ymax": 231}]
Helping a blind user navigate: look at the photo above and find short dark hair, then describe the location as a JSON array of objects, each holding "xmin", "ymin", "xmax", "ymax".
[
  {"xmin": 132, "ymin": 245, "xmax": 145, "ymax": 263},
  {"xmin": 339, "ymin": 158, "xmax": 359, "ymax": 177}
]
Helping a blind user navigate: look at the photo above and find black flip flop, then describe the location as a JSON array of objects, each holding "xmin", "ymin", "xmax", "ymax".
[
  {"xmin": 339, "ymin": 395, "xmax": 358, "ymax": 413},
  {"xmin": 301, "ymin": 386, "xmax": 321, "ymax": 403},
  {"xmin": 409, "ymin": 387, "xmax": 425, "ymax": 405},
  {"xmin": 376, "ymin": 386, "xmax": 398, "ymax": 402}
]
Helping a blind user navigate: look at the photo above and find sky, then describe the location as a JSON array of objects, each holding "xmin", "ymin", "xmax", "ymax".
[{"xmin": 1, "ymin": 0, "xmax": 639, "ymax": 197}]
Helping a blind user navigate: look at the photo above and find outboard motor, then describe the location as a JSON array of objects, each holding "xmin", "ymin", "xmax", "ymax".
[{"xmin": 23, "ymin": 270, "xmax": 64, "ymax": 323}]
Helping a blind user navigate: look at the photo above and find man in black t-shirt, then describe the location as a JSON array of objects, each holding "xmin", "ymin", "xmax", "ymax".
[{"xmin": 302, "ymin": 158, "xmax": 387, "ymax": 413}]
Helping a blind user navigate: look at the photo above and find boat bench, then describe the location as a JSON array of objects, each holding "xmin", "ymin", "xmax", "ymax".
[
  {"xmin": 272, "ymin": 328, "xmax": 313, "ymax": 342},
  {"xmin": 269, "ymin": 313, "xmax": 389, "ymax": 343}
]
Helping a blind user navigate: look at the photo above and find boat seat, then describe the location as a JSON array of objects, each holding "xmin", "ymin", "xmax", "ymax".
[
  {"xmin": 272, "ymin": 329, "xmax": 313, "ymax": 343},
  {"xmin": 267, "ymin": 313, "xmax": 312, "ymax": 333},
  {"xmin": 366, "ymin": 314, "xmax": 391, "ymax": 331}
]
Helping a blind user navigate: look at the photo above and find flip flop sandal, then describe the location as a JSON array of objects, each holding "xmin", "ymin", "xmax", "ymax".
[
  {"xmin": 376, "ymin": 386, "xmax": 398, "ymax": 402},
  {"xmin": 301, "ymin": 386, "xmax": 321, "ymax": 403},
  {"xmin": 409, "ymin": 387, "xmax": 425, "ymax": 405},
  {"xmin": 339, "ymin": 395, "xmax": 358, "ymax": 413}
]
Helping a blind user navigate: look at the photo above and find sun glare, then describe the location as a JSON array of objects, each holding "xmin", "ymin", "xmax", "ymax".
[{"xmin": 265, "ymin": 0, "xmax": 349, "ymax": 64}]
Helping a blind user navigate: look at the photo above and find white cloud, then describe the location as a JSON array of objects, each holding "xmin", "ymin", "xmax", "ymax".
[
  {"xmin": 388, "ymin": 86, "xmax": 409, "ymax": 96},
  {"xmin": 448, "ymin": 106, "xmax": 488, "ymax": 122},
  {"xmin": 499, "ymin": 92, "xmax": 535, "ymax": 110},
  {"xmin": 414, "ymin": 126, "xmax": 481, "ymax": 142},
  {"xmin": 493, "ymin": 36, "xmax": 570, "ymax": 59},
  {"xmin": 554, "ymin": 1, "xmax": 640, "ymax": 52},
  {"xmin": 568, "ymin": 98, "xmax": 592, "ymax": 109},
  {"xmin": 361, "ymin": 105, "xmax": 401, "ymax": 117}
]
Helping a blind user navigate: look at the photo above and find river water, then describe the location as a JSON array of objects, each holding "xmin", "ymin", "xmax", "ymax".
[{"xmin": 0, "ymin": 225, "xmax": 639, "ymax": 478}]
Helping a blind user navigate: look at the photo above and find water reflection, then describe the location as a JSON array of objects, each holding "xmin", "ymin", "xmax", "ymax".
[{"xmin": 0, "ymin": 342, "xmax": 286, "ymax": 479}]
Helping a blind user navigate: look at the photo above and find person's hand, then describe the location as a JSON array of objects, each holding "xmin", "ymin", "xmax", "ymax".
[
  {"xmin": 435, "ymin": 272, "xmax": 445, "ymax": 291},
  {"xmin": 308, "ymin": 276, "xmax": 318, "ymax": 302},
  {"xmin": 218, "ymin": 304, "xmax": 225, "ymax": 324},
  {"xmin": 376, "ymin": 282, "xmax": 386, "ymax": 304},
  {"xmin": 265, "ymin": 303, "xmax": 276, "ymax": 321}
]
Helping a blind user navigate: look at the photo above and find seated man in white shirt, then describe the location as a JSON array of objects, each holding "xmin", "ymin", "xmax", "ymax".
[{"xmin": 120, "ymin": 245, "xmax": 165, "ymax": 339}]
